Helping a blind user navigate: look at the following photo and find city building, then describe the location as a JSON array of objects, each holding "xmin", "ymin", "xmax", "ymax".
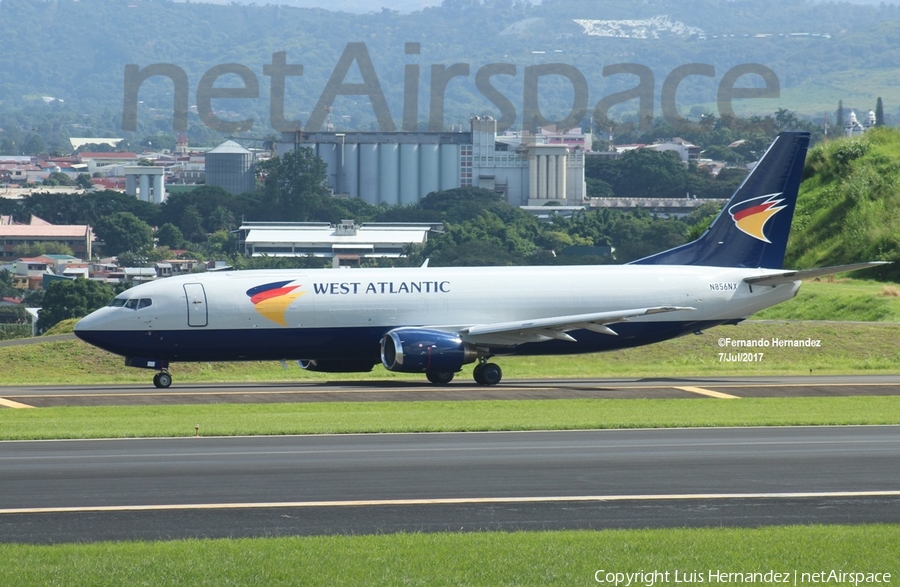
[
  {"xmin": 278, "ymin": 117, "xmax": 586, "ymax": 208},
  {"xmin": 845, "ymin": 110, "xmax": 876, "ymax": 137},
  {"xmin": 0, "ymin": 217, "xmax": 94, "ymax": 262}
]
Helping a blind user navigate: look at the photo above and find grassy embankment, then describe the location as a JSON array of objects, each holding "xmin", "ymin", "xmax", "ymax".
[{"xmin": 786, "ymin": 128, "xmax": 900, "ymax": 275}]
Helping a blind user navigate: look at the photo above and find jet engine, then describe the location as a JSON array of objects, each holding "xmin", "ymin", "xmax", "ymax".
[
  {"xmin": 298, "ymin": 359, "xmax": 376, "ymax": 373},
  {"xmin": 380, "ymin": 328, "xmax": 478, "ymax": 373}
]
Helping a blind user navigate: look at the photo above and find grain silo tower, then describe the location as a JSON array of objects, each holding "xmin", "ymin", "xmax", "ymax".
[{"xmin": 205, "ymin": 140, "xmax": 255, "ymax": 195}]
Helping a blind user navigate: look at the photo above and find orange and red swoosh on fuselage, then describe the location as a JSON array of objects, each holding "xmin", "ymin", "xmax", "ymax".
[
  {"xmin": 246, "ymin": 281, "xmax": 305, "ymax": 326},
  {"xmin": 727, "ymin": 193, "xmax": 786, "ymax": 244}
]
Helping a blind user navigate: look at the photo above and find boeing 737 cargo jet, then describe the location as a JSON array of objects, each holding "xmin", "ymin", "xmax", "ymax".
[{"xmin": 75, "ymin": 131, "xmax": 883, "ymax": 387}]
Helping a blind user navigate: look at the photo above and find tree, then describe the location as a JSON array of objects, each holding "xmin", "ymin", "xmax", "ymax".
[
  {"xmin": 0, "ymin": 269, "xmax": 17, "ymax": 298},
  {"xmin": 155, "ymin": 223, "xmax": 185, "ymax": 249},
  {"xmin": 258, "ymin": 147, "xmax": 331, "ymax": 221},
  {"xmin": 12, "ymin": 242, "xmax": 74, "ymax": 258},
  {"xmin": 42, "ymin": 172, "xmax": 77, "ymax": 187},
  {"xmin": 76, "ymin": 173, "xmax": 93, "ymax": 190},
  {"xmin": 836, "ymin": 100, "xmax": 845, "ymax": 132},
  {"xmin": 94, "ymin": 211, "xmax": 153, "ymax": 256},
  {"xmin": 21, "ymin": 133, "xmax": 45, "ymax": 155},
  {"xmin": 36, "ymin": 279, "xmax": 115, "ymax": 332},
  {"xmin": 875, "ymin": 97, "xmax": 885, "ymax": 127},
  {"xmin": 180, "ymin": 204, "xmax": 206, "ymax": 243}
]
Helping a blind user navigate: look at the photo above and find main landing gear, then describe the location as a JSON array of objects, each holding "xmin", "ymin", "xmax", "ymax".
[
  {"xmin": 473, "ymin": 359, "xmax": 502, "ymax": 386},
  {"xmin": 152, "ymin": 371, "xmax": 172, "ymax": 389},
  {"xmin": 424, "ymin": 360, "xmax": 503, "ymax": 386},
  {"xmin": 426, "ymin": 371, "xmax": 455, "ymax": 385}
]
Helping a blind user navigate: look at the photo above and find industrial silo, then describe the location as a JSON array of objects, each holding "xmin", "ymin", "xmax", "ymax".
[
  {"xmin": 420, "ymin": 144, "xmax": 440, "ymax": 197},
  {"xmin": 359, "ymin": 144, "xmax": 379, "ymax": 205},
  {"xmin": 205, "ymin": 140, "xmax": 255, "ymax": 195},
  {"xmin": 399, "ymin": 143, "xmax": 419, "ymax": 205},
  {"xmin": 379, "ymin": 143, "xmax": 400, "ymax": 205}
]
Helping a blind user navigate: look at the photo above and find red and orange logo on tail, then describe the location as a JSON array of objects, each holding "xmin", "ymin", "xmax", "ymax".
[
  {"xmin": 728, "ymin": 193, "xmax": 786, "ymax": 244},
  {"xmin": 246, "ymin": 281, "xmax": 305, "ymax": 326}
]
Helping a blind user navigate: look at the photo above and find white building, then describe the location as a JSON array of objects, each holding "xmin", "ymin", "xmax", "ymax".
[
  {"xmin": 124, "ymin": 166, "xmax": 166, "ymax": 204},
  {"xmin": 239, "ymin": 220, "xmax": 442, "ymax": 266}
]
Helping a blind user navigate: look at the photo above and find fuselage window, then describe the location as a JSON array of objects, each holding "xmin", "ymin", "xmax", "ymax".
[{"xmin": 137, "ymin": 298, "xmax": 152, "ymax": 310}]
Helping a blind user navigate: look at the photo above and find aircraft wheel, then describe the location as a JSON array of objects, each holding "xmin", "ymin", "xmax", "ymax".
[
  {"xmin": 153, "ymin": 372, "xmax": 172, "ymax": 389},
  {"xmin": 480, "ymin": 363, "xmax": 502, "ymax": 386},
  {"xmin": 473, "ymin": 364, "xmax": 485, "ymax": 385},
  {"xmin": 426, "ymin": 371, "xmax": 454, "ymax": 385}
]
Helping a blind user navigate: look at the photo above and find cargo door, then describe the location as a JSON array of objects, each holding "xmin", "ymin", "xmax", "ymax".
[{"xmin": 184, "ymin": 283, "xmax": 208, "ymax": 327}]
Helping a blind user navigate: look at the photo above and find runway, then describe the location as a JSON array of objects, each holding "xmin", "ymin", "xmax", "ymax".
[
  {"xmin": 2, "ymin": 426, "xmax": 899, "ymax": 543},
  {"xmin": 4, "ymin": 374, "xmax": 900, "ymax": 407}
]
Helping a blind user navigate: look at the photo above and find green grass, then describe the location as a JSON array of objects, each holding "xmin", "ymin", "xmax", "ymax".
[
  {"xmin": 1, "ymin": 526, "xmax": 897, "ymax": 586},
  {"xmin": 754, "ymin": 279, "xmax": 900, "ymax": 321},
  {"xmin": 2, "ymin": 396, "xmax": 898, "ymax": 440},
  {"xmin": 2, "ymin": 318, "xmax": 899, "ymax": 386}
]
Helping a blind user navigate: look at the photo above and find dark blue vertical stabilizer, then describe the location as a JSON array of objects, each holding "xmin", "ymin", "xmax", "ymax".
[{"xmin": 630, "ymin": 131, "xmax": 810, "ymax": 269}]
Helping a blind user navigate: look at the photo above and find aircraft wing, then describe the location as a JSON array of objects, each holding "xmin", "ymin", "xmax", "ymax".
[
  {"xmin": 743, "ymin": 262, "xmax": 889, "ymax": 287},
  {"xmin": 458, "ymin": 306, "xmax": 695, "ymax": 346}
]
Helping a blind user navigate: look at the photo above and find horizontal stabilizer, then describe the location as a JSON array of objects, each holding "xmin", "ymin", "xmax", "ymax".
[
  {"xmin": 743, "ymin": 262, "xmax": 890, "ymax": 287},
  {"xmin": 460, "ymin": 306, "xmax": 695, "ymax": 345}
]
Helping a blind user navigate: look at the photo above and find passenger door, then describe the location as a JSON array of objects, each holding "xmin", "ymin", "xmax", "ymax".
[{"xmin": 184, "ymin": 283, "xmax": 208, "ymax": 327}]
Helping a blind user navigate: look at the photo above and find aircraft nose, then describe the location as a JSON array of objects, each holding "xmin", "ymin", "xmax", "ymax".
[{"xmin": 73, "ymin": 308, "xmax": 107, "ymax": 343}]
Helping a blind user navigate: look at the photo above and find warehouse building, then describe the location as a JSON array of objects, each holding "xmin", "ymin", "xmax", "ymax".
[{"xmin": 238, "ymin": 219, "xmax": 442, "ymax": 266}]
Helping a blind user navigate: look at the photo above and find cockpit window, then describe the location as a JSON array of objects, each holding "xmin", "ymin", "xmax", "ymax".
[{"xmin": 108, "ymin": 297, "xmax": 152, "ymax": 310}]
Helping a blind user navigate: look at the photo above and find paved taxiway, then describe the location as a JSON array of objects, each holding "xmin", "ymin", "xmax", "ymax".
[
  {"xmin": 4, "ymin": 374, "xmax": 900, "ymax": 407},
  {"xmin": 2, "ymin": 426, "xmax": 900, "ymax": 543}
]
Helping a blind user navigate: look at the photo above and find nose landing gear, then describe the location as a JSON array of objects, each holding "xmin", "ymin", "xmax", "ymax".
[{"xmin": 152, "ymin": 371, "xmax": 172, "ymax": 388}]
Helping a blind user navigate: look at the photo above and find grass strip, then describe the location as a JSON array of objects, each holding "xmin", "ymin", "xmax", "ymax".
[
  {"xmin": 1, "ymin": 525, "xmax": 897, "ymax": 586},
  {"xmin": 1, "ymin": 396, "xmax": 899, "ymax": 440}
]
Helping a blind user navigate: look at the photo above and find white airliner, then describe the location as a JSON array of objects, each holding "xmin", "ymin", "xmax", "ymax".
[{"xmin": 75, "ymin": 131, "xmax": 883, "ymax": 388}]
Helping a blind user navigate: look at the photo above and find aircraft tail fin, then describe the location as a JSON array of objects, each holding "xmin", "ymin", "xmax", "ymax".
[{"xmin": 630, "ymin": 131, "xmax": 810, "ymax": 269}]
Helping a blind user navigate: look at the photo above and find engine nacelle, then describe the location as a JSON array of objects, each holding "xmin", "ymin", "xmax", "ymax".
[
  {"xmin": 298, "ymin": 359, "xmax": 376, "ymax": 373},
  {"xmin": 381, "ymin": 328, "xmax": 478, "ymax": 373}
]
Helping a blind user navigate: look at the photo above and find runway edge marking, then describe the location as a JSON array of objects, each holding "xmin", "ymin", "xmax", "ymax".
[
  {"xmin": 0, "ymin": 397, "xmax": 34, "ymax": 409},
  {"xmin": 675, "ymin": 386, "xmax": 740, "ymax": 399},
  {"xmin": 4, "ymin": 490, "xmax": 900, "ymax": 515}
]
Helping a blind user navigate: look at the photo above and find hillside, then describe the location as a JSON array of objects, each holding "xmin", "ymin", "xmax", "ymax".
[
  {"xmin": 1, "ymin": 0, "xmax": 900, "ymax": 142},
  {"xmin": 786, "ymin": 127, "xmax": 900, "ymax": 277}
]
